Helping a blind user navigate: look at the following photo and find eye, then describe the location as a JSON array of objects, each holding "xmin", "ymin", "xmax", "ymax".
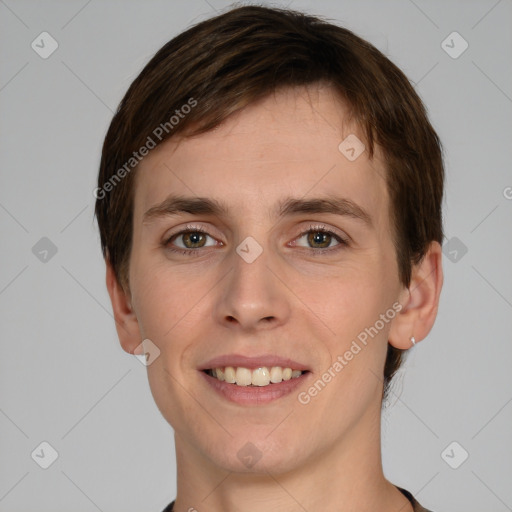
[
  {"xmin": 163, "ymin": 225, "xmax": 219, "ymax": 255},
  {"xmin": 174, "ymin": 231, "xmax": 214, "ymax": 249},
  {"xmin": 293, "ymin": 224, "xmax": 348, "ymax": 251},
  {"xmin": 162, "ymin": 223, "xmax": 348, "ymax": 257}
]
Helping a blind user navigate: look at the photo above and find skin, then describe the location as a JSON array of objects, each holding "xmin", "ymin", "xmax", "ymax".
[{"xmin": 106, "ymin": 84, "xmax": 443, "ymax": 512}]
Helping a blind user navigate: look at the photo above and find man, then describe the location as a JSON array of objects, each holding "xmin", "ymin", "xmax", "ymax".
[{"xmin": 95, "ymin": 5, "xmax": 443, "ymax": 511}]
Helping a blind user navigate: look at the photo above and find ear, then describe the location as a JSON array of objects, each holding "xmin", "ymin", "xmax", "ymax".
[
  {"xmin": 105, "ymin": 260, "xmax": 142, "ymax": 355},
  {"xmin": 388, "ymin": 241, "xmax": 444, "ymax": 349}
]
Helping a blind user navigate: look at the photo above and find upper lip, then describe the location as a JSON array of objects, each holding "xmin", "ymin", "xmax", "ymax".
[{"xmin": 199, "ymin": 354, "xmax": 310, "ymax": 371}]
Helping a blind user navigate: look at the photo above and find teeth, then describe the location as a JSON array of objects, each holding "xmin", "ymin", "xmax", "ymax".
[
  {"xmin": 270, "ymin": 366, "xmax": 283, "ymax": 383},
  {"xmin": 235, "ymin": 367, "xmax": 252, "ymax": 386},
  {"xmin": 208, "ymin": 366, "xmax": 304, "ymax": 387},
  {"xmin": 252, "ymin": 367, "xmax": 270, "ymax": 386},
  {"xmin": 224, "ymin": 366, "xmax": 236, "ymax": 383}
]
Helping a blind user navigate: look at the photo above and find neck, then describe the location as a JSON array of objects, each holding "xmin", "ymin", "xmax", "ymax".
[{"xmin": 172, "ymin": 401, "xmax": 412, "ymax": 512}]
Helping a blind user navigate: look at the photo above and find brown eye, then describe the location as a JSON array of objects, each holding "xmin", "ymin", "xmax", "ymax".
[
  {"xmin": 165, "ymin": 229, "xmax": 217, "ymax": 252},
  {"xmin": 307, "ymin": 231, "xmax": 333, "ymax": 248},
  {"xmin": 181, "ymin": 232, "xmax": 207, "ymax": 248},
  {"xmin": 292, "ymin": 225, "xmax": 348, "ymax": 253}
]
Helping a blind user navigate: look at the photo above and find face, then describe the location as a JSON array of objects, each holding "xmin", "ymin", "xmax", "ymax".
[{"xmin": 124, "ymin": 85, "xmax": 406, "ymax": 474}]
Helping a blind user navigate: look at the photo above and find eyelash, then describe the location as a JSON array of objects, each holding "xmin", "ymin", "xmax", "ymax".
[
  {"xmin": 295, "ymin": 224, "xmax": 349, "ymax": 255},
  {"xmin": 163, "ymin": 223, "xmax": 349, "ymax": 257}
]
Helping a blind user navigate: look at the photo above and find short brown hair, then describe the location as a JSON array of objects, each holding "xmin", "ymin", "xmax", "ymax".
[{"xmin": 95, "ymin": 5, "xmax": 444, "ymax": 399}]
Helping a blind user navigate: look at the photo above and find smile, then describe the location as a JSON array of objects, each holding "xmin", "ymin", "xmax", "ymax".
[{"xmin": 204, "ymin": 366, "xmax": 304, "ymax": 387}]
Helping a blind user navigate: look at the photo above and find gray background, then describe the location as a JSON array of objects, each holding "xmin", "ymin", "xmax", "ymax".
[{"xmin": 1, "ymin": 0, "xmax": 511, "ymax": 511}]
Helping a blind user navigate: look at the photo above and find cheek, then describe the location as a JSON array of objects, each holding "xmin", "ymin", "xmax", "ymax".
[
  {"xmin": 301, "ymin": 256, "xmax": 398, "ymax": 392},
  {"xmin": 130, "ymin": 263, "xmax": 206, "ymax": 425},
  {"xmin": 130, "ymin": 259, "xmax": 192, "ymax": 339},
  {"xmin": 305, "ymin": 262, "xmax": 392, "ymax": 334},
  {"xmin": 129, "ymin": 259, "xmax": 219, "ymax": 373}
]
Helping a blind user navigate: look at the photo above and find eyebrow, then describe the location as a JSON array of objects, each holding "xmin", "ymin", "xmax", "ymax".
[{"xmin": 143, "ymin": 194, "xmax": 372, "ymax": 226}]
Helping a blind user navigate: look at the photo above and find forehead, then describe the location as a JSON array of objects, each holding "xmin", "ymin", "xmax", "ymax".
[{"xmin": 133, "ymin": 85, "xmax": 388, "ymax": 225}]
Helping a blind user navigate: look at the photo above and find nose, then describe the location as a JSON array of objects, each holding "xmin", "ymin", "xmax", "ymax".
[{"xmin": 213, "ymin": 243, "xmax": 291, "ymax": 332}]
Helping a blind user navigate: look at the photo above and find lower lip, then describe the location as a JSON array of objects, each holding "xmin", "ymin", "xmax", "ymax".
[{"xmin": 200, "ymin": 370, "xmax": 311, "ymax": 405}]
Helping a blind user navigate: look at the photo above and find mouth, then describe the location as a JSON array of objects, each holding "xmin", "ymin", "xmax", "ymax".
[
  {"xmin": 199, "ymin": 361, "xmax": 311, "ymax": 405},
  {"xmin": 203, "ymin": 366, "xmax": 308, "ymax": 387},
  {"xmin": 198, "ymin": 354, "xmax": 311, "ymax": 405}
]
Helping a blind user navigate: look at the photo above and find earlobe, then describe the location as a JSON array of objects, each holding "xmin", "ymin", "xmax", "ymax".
[
  {"xmin": 388, "ymin": 241, "xmax": 444, "ymax": 350},
  {"xmin": 105, "ymin": 260, "xmax": 142, "ymax": 354}
]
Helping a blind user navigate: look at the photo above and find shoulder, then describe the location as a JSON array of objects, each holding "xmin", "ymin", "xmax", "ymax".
[
  {"xmin": 161, "ymin": 501, "xmax": 174, "ymax": 512},
  {"xmin": 397, "ymin": 486, "xmax": 435, "ymax": 512}
]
